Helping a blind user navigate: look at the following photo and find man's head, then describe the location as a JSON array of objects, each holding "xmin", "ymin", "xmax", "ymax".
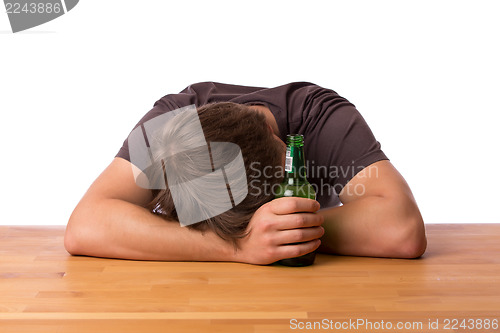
[{"xmin": 147, "ymin": 102, "xmax": 285, "ymax": 246}]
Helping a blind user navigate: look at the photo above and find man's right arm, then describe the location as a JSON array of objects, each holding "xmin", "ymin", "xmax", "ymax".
[
  {"xmin": 64, "ymin": 157, "xmax": 239, "ymax": 261},
  {"xmin": 64, "ymin": 158, "xmax": 324, "ymax": 264}
]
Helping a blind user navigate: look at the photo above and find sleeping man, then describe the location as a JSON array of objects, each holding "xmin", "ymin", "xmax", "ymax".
[{"xmin": 64, "ymin": 82, "xmax": 426, "ymax": 264}]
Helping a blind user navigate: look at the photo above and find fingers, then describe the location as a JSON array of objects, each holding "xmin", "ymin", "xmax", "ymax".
[
  {"xmin": 274, "ymin": 226, "xmax": 324, "ymax": 247},
  {"xmin": 269, "ymin": 197, "xmax": 320, "ymax": 215},
  {"xmin": 274, "ymin": 212, "xmax": 324, "ymax": 230},
  {"xmin": 276, "ymin": 239, "xmax": 322, "ymax": 260},
  {"xmin": 237, "ymin": 197, "xmax": 323, "ymax": 265}
]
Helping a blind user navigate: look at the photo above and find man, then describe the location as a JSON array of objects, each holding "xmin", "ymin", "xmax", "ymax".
[{"xmin": 64, "ymin": 82, "xmax": 427, "ymax": 264}]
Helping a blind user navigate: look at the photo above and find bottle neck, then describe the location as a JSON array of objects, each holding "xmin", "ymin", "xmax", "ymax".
[{"xmin": 284, "ymin": 145, "xmax": 308, "ymax": 183}]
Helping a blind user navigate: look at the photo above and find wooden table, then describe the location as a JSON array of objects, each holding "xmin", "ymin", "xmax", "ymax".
[{"xmin": 1, "ymin": 224, "xmax": 499, "ymax": 332}]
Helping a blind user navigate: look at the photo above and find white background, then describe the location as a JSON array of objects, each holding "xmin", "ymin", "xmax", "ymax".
[{"xmin": 1, "ymin": 0, "xmax": 499, "ymax": 226}]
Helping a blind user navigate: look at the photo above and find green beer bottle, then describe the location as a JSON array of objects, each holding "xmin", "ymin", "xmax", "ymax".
[{"xmin": 275, "ymin": 134, "xmax": 317, "ymax": 267}]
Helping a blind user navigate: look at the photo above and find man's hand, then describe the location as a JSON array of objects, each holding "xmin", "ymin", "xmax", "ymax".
[{"xmin": 233, "ymin": 197, "xmax": 324, "ymax": 265}]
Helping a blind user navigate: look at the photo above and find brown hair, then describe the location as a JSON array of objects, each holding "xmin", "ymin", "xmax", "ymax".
[{"xmin": 147, "ymin": 102, "xmax": 284, "ymax": 246}]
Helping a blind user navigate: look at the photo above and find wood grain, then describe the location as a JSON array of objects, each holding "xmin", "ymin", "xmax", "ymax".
[{"xmin": 0, "ymin": 224, "xmax": 499, "ymax": 332}]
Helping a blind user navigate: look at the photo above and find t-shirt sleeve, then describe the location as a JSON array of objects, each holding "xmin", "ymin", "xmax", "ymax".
[
  {"xmin": 115, "ymin": 90, "xmax": 199, "ymax": 162},
  {"xmin": 114, "ymin": 82, "xmax": 265, "ymax": 163},
  {"xmin": 286, "ymin": 84, "xmax": 388, "ymax": 195},
  {"xmin": 114, "ymin": 104, "xmax": 164, "ymax": 162}
]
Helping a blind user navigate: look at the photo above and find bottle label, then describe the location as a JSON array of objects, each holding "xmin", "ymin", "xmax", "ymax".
[{"xmin": 285, "ymin": 148, "xmax": 293, "ymax": 172}]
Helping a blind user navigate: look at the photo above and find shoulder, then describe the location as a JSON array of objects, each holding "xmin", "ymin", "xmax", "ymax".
[
  {"xmin": 180, "ymin": 81, "xmax": 267, "ymax": 95},
  {"xmin": 268, "ymin": 82, "xmax": 346, "ymax": 102}
]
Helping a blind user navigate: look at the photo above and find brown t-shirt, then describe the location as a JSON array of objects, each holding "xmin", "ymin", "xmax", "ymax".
[{"xmin": 116, "ymin": 81, "xmax": 388, "ymax": 208}]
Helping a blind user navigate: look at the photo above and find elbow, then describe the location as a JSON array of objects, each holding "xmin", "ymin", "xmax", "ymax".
[
  {"xmin": 64, "ymin": 211, "xmax": 90, "ymax": 256},
  {"xmin": 392, "ymin": 215, "xmax": 427, "ymax": 259},
  {"xmin": 380, "ymin": 193, "xmax": 427, "ymax": 259},
  {"xmin": 64, "ymin": 221, "xmax": 81, "ymax": 256}
]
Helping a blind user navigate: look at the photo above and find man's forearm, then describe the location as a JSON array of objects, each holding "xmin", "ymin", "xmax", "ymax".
[
  {"xmin": 317, "ymin": 196, "xmax": 426, "ymax": 258},
  {"xmin": 65, "ymin": 198, "xmax": 234, "ymax": 261}
]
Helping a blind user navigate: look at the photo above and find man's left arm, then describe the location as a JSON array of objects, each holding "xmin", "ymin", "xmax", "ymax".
[{"xmin": 318, "ymin": 160, "xmax": 427, "ymax": 258}]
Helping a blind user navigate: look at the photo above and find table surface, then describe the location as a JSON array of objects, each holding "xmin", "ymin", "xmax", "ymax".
[{"xmin": 0, "ymin": 224, "xmax": 499, "ymax": 333}]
